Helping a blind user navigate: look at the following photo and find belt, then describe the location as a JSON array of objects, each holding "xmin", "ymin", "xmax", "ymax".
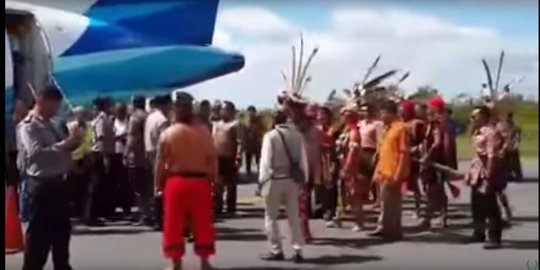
[{"xmin": 170, "ymin": 172, "xmax": 208, "ymax": 179}]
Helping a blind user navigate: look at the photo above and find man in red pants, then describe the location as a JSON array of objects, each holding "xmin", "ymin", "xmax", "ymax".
[{"xmin": 154, "ymin": 92, "xmax": 217, "ymax": 270}]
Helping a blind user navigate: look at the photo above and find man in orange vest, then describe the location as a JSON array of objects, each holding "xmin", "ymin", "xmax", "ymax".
[{"xmin": 369, "ymin": 100, "xmax": 410, "ymax": 240}]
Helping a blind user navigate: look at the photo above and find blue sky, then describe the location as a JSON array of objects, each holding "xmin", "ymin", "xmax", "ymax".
[
  {"xmin": 186, "ymin": 0, "xmax": 539, "ymax": 106},
  {"xmin": 221, "ymin": 0, "xmax": 538, "ymax": 42}
]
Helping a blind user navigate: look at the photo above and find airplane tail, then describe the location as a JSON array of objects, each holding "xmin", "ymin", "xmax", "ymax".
[{"xmin": 63, "ymin": 0, "xmax": 220, "ymax": 56}]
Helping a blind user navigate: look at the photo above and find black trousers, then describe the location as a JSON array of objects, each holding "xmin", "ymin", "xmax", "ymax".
[
  {"xmin": 244, "ymin": 149, "xmax": 260, "ymax": 176},
  {"xmin": 302, "ymin": 181, "xmax": 315, "ymax": 218},
  {"xmin": 154, "ymin": 195, "xmax": 163, "ymax": 230},
  {"xmin": 146, "ymin": 152, "xmax": 163, "ymax": 229},
  {"xmin": 66, "ymin": 158, "xmax": 90, "ymax": 218},
  {"xmin": 23, "ymin": 177, "xmax": 71, "ymax": 270},
  {"xmin": 322, "ymin": 162, "xmax": 340, "ymax": 220},
  {"xmin": 111, "ymin": 154, "xmax": 132, "ymax": 215},
  {"xmin": 83, "ymin": 152, "xmax": 110, "ymax": 223},
  {"xmin": 506, "ymin": 150, "xmax": 523, "ymax": 181},
  {"xmin": 128, "ymin": 166, "xmax": 153, "ymax": 223},
  {"xmin": 322, "ymin": 185, "xmax": 338, "ymax": 220},
  {"xmin": 471, "ymin": 188, "xmax": 503, "ymax": 242},
  {"xmin": 215, "ymin": 157, "xmax": 238, "ymax": 214}
]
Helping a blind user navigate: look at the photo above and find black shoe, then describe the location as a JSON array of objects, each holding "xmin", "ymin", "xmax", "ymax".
[
  {"xmin": 468, "ymin": 234, "xmax": 486, "ymax": 243},
  {"xmin": 54, "ymin": 265, "xmax": 73, "ymax": 270},
  {"xmin": 292, "ymin": 251, "xmax": 304, "ymax": 264},
  {"xmin": 259, "ymin": 251, "xmax": 285, "ymax": 261},
  {"xmin": 386, "ymin": 234, "xmax": 403, "ymax": 241},
  {"xmin": 483, "ymin": 241, "xmax": 501, "ymax": 250}
]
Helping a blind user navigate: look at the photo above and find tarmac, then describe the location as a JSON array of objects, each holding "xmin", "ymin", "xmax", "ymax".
[{"xmin": 5, "ymin": 160, "xmax": 538, "ymax": 270}]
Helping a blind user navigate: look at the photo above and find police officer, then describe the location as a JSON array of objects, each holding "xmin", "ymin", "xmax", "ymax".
[{"xmin": 19, "ymin": 86, "xmax": 83, "ymax": 270}]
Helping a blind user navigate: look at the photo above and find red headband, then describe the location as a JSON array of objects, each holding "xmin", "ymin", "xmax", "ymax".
[
  {"xmin": 400, "ymin": 100, "xmax": 415, "ymax": 113},
  {"xmin": 428, "ymin": 97, "xmax": 446, "ymax": 110}
]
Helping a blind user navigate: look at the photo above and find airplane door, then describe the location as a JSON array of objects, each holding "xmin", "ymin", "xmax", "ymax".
[{"xmin": 5, "ymin": 29, "xmax": 14, "ymax": 90}]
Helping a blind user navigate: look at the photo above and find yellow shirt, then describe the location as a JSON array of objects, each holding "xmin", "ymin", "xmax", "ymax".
[
  {"xmin": 71, "ymin": 125, "xmax": 93, "ymax": 161},
  {"xmin": 375, "ymin": 120, "xmax": 410, "ymax": 181}
]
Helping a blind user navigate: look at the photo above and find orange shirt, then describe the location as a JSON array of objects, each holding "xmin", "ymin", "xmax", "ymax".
[
  {"xmin": 375, "ymin": 120, "xmax": 410, "ymax": 182},
  {"xmin": 156, "ymin": 123, "xmax": 217, "ymax": 183}
]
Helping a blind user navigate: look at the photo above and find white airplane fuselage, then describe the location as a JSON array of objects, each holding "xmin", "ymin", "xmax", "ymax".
[{"xmin": 5, "ymin": 0, "xmax": 244, "ymax": 110}]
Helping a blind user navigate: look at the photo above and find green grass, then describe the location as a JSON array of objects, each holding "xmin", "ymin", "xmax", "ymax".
[
  {"xmin": 456, "ymin": 132, "xmax": 538, "ymax": 160},
  {"xmin": 245, "ymin": 100, "xmax": 539, "ymax": 160},
  {"xmin": 455, "ymin": 100, "xmax": 538, "ymax": 159}
]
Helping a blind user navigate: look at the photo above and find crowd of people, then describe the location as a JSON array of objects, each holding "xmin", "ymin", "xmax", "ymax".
[{"xmin": 4, "ymin": 84, "xmax": 523, "ymax": 270}]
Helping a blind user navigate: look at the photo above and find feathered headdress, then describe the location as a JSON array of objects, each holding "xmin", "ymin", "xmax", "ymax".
[
  {"xmin": 353, "ymin": 55, "xmax": 408, "ymax": 104},
  {"xmin": 279, "ymin": 34, "xmax": 319, "ymax": 105},
  {"xmin": 339, "ymin": 86, "xmax": 362, "ymax": 114},
  {"xmin": 480, "ymin": 50, "xmax": 525, "ymax": 113}
]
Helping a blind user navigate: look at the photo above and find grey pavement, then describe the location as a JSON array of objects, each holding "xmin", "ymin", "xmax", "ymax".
[{"xmin": 5, "ymin": 160, "xmax": 538, "ymax": 270}]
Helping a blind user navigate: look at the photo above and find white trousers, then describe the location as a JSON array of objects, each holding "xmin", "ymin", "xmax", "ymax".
[{"xmin": 262, "ymin": 179, "xmax": 304, "ymax": 253}]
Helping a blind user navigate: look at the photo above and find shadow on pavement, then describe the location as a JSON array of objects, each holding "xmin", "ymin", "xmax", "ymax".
[
  {"xmin": 405, "ymin": 231, "xmax": 470, "ymax": 245},
  {"xmin": 302, "ymin": 254, "xmax": 383, "ymax": 265},
  {"xmin": 218, "ymin": 233, "xmax": 267, "ymax": 241},
  {"xmin": 216, "ymin": 255, "xmax": 382, "ymax": 270},
  {"xmin": 238, "ymin": 172, "xmax": 259, "ymax": 185},
  {"xmin": 512, "ymin": 215, "xmax": 539, "ymax": 223},
  {"xmin": 512, "ymin": 177, "xmax": 538, "ymax": 183},
  {"xmin": 217, "ymin": 267, "xmax": 309, "ymax": 270},
  {"xmin": 72, "ymin": 227, "xmax": 150, "ymax": 236},
  {"xmin": 504, "ymin": 239, "xmax": 539, "ymax": 250},
  {"xmin": 216, "ymin": 226, "xmax": 266, "ymax": 241},
  {"xmin": 311, "ymin": 236, "xmax": 392, "ymax": 249}
]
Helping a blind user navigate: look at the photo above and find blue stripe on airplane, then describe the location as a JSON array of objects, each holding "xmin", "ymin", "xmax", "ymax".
[
  {"xmin": 54, "ymin": 45, "xmax": 244, "ymax": 104},
  {"xmin": 62, "ymin": 0, "xmax": 218, "ymax": 56}
]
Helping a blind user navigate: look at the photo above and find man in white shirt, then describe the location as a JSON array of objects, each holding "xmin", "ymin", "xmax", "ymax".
[
  {"xmin": 145, "ymin": 96, "xmax": 171, "ymax": 164},
  {"xmin": 85, "ymin": 97, "xmax": 115, "ymax": 225},
  {"xmin": 258, "ymin": 99, "xmax": 309, "ymax": 263},
  {"xmin": 144, "ymin": 95, "xmax": 171, "ymax": 229}
]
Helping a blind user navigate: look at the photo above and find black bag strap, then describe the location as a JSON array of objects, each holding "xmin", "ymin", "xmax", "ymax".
[{"xmin": 276, "ymin": 128, "xmax": 297, "ymax": 170}]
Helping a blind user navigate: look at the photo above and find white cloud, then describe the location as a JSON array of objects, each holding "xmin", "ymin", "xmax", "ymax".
[
  {"xmin": 184, "ymin": 7, "xmax": 538, "ymax": 107},
  {"xmin": 216, "ymin": 7, "xmax": 297, "ymax": 43},
  {"xmin": 331, "ymin": 9, "xmax": 498, "ymax": 40}
]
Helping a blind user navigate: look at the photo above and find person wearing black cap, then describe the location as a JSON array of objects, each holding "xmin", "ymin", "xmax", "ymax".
[
  {"xmin": 84, "ymin": 96, "xmax": 115, "ymax": 225},
  {"xmin": 125, "ymin": 95, "xmax": 149, "ymax": 225},
  {"xmin": 212, "ymin": 101, "xmax": 243, "ymax": 216},
  {"xmin": 19, "ymin": 85, "xmax": 83, "ymax": 270},
  {"xmin": 155, "ymin": 91, "xmax": 217, "ymax": 270}
]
